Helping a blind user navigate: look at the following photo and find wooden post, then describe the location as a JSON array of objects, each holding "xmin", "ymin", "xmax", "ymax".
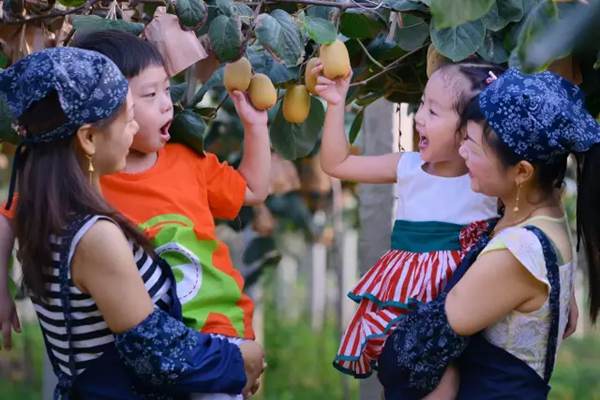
[{"xmin": 358, "ymin": 98, "xmax": 398, "ymax": 400}]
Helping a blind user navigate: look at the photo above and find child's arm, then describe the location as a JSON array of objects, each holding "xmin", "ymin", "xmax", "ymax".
[
  {"xmin": 0, "ymin": 215, "xmax": 20, "ymax": 351},
  {"xmin": 230, "ymin": 91, "xmax": 271, "ymax": 205},
  {"xmin": 313, "ymin": 62, "xmax": 401, "ymax": 184}
]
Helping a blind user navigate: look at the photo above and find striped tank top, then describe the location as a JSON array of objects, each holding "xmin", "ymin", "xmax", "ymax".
[{"xmin": 31, "ymin": 215, "xmax": 172, "ymax": 378}]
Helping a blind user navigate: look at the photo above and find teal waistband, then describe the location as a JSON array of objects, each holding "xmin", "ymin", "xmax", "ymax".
[{"xmin": 390, "ymin": 220, "xmax": 465, "ymax": 252}]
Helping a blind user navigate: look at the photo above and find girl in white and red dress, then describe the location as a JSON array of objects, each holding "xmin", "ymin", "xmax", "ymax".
[{"xmin": 313, "ymin": 60, "xmax": 504, "ymax": 382}]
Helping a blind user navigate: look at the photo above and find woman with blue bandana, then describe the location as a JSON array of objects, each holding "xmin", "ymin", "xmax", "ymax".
[
  {"xmin": 377, "ymin": 68, "xmax": 600, "ymax": 399},
  {"xmin": 0, "ymin": 47, "xmax": 261, "ymax": 399}
]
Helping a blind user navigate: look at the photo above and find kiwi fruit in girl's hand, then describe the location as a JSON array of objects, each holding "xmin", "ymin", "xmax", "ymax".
[
  {"xmin": 283, "ymin": 85, "xmax": 311, "ymax": 124},
  {"xmin": 305, "ymin": 57, "xmax": 320, "ymax": 95},
  {"xmin": 319, "ymin": 40, "xmax": 351, "ymax": 80},
  {"xmin": 248, "ymin": 74, "xmax": 277, "ymax": 110},
  {"xmin": 224, "ymin": 57, "xmax": 252, "ymax": 91}
]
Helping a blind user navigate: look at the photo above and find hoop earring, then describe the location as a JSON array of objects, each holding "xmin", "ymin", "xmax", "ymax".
[
  {"xmin": 513, "ymin": 183, "xmax": 521, "ymax": 213},
  {"xmin": 86, "ymin": 154, "xmax": 95, "ymax": 184}
]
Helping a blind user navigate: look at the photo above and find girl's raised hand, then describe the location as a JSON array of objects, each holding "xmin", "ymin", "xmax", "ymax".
[
  {"xmin": 312, "ymin": 62, "xmax": 352, "ymax": 106},
  {"xmin": 230, "ymin": 90, "xmax": 268, "ymax": 128}
]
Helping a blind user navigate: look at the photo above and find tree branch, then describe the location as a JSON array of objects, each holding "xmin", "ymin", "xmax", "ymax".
[
  {"xmin": 2, "ymin": 0, "xmax": 102, "ymax": 25},
  {"xmin": 350, "ymin": 44, "xmax": 426, "ymax": 87},
  {"xmin": 356, "ymin": 38, "xmax": 385, "ymax": 70},
  {"xmin": 246, "ymin": 0, "xmax": 366, "ymax": 10}
]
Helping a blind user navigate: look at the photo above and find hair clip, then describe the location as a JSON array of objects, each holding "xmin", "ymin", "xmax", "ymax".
[{"xmin": 485, "ymin": 71, "xmax": 498, "ymax": 85}]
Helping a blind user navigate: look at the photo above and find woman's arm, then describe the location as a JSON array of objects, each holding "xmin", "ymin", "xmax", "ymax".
[
  {"xmin": 446, "ymin": 248, "xmax": 548, "ymax": 336},
  {"xmin": 314, "ymin": 63, "xmax": 401, "ymax": 184},
  {"xmin": 71, "ymin": 221, "xmax": 248, "ymax": 394}
]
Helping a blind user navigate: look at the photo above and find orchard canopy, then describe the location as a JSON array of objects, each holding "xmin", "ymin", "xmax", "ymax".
[{"xmin": 0, "ymin": 0, "xmax": 599, "ymax": 161}]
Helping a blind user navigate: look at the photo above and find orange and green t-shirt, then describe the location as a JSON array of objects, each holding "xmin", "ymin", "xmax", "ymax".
[{"xmin": 99, "ymin": 143, "xmax": 254, "ymax": 339}]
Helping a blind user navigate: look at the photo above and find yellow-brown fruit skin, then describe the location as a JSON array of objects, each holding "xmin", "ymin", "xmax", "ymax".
[
  {"xmin": 283, "ymin": 85, "xmax": 311, "ymax": 124},
  {"xmin": 248, "ymin": 73, "xmax": 277, "ymax": 111},
  {"xmin": 320, "ymin": 40, "xmax": 351, "ymax": 80},
  {"xmin": 426, "ymin": 44, "xmax": 449, "ymax": 78},
  {"xmin": 224, "ymin": 57, "xmax": 252, "ymax": 92},
  {"xmin": 305, "ymin": 57, "xmax": 320, "ymax": 95}
]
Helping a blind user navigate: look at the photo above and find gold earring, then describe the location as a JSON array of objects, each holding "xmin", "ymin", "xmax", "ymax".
[
  {"xmin": 86, "ymin": 154, "xmax": 95, "ymax": 184},
  {"xmin": 513, "ymin": 183, "xmax": 521, "ymax": 213}
]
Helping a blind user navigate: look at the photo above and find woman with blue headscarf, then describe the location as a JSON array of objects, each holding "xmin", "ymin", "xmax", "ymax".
[
  {"xmin": 377, "ymin": 68, "xmax": 600, "ymax": 399},
  {"xmin": 0, "ymin": 48, "xmax": 262, "ymax": 399}
]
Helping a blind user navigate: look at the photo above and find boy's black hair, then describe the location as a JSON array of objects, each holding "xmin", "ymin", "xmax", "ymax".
[{"xmin": 71, "ymin": 30, "xmax": 165, "ymax": 78}]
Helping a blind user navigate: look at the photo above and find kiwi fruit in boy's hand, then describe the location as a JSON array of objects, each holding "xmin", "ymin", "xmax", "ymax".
[
  {"xmin": 283, "ymin": 85, "xmax": 311, "ymax": 124},
  {"xmin": 224, "ymin": 57, "xmax": 252, "ymax": 92},
  {"xmin": 248, "ymin": 73, "xmax": 277, "ymax": 111},
  {"xmin": 319, "ymin": 39, "xmax": 351, "ymax": 80}
]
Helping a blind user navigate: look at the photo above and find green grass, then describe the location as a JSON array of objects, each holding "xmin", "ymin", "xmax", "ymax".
[{"xmin": 0, "ymin": 321, "xmax": 43, "ymax": 400}]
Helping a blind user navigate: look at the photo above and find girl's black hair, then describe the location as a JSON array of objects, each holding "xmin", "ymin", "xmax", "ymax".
[
  {"xmin": 438, "ymin": 60, "xmax": 507, "ymax": 122},
  {"xmin": 70, "ymin": 30, "xmax": 165, "ymax": 78},
  {"xmin": 463, "ymin": 95, "xmax": 600, "ymax": 322}
]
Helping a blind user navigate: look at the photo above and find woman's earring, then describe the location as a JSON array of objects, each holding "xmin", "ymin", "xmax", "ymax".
[
  {"xmin": 86, "ymin": 154, "xmax": 95, "ymax": 184},
  {"xmin": 513, "ymin": 183, "xmax": 521, "ymax": 213}
]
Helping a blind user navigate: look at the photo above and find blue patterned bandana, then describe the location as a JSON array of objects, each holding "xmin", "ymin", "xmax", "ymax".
[
  {"xmin": 0, "ymin": 47, "xmax": 129, "ymax": 209},
  {"xmin": 479, "ymin": 68, "xmax": 600, "ymax": 163}
]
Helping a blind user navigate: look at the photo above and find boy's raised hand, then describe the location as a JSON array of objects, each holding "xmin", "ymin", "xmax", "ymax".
[
  {"xmin": 230, "ymin": 90, "xmax": 268, "ymax": 128},
  {"xmin": 312, "ymin": 61, "xmax": 352, "ymax": 106}
]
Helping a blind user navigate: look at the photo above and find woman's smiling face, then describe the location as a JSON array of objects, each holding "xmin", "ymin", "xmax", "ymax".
[{"xmin": 459, "ymin": 120, "xmax": 516, "ymax": 198}]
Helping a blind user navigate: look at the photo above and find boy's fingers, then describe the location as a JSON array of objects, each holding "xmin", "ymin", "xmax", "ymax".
[
  {"xmin": 316, "ymin": 76, "xmax": 334, "ymax": 85},
  {"xmin": 311, "ymin": 64, "xmax": 324, "ymax": 75}
]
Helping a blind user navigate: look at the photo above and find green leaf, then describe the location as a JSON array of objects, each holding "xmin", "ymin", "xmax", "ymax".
[
  {"xmin": 170, "ymin": 109, "xmax": 207, "ymax": 154},
  {"xmin": 340, "ymin": 10, "xmax": 386, "ymax": 39},
  {"xmin": 514, "ymin": 1, "xmax": 558, "ymax": 71},
  {"xmin": 395, "ymin": 14, "xmax": 429, "ymax": 51},
  {"xmin": 431, "ymin": 0, "xmax": 494, "ymax": 29},
  {"xmin": 517, "ymin": 1, "xmax": 599, "ymax": 73},
  {"xmin": 270, "ymin": 97, "xmax": 325, "ymax": 160},
  {"xmin": 0, "ymin": 96, "xmax": 20, "ymax": 145},
  {"xmin": 349, "ymin": 109, "xmax": 364, "ymax": 145},
  {"xmin": 170, "ymin": 82, "xmax": 188, "ymax": 104},
  {"xmin": 367, "ymin": 35, "xmax": 406, "ymax": 62},
  {"xmin": 255, "ymin": 10, "xmax": 305, "ymax": 67},
  {"xmin": 430, "ymin": 20, "xmax": 485, "ymax": 62},
  {"xmin": 191, "ymin": 67, "xmax": 224, "ymax": 105},
  {"xmin": 246, "ymin": 46, "xmax": 297, "ymax": 84},
  {"xmin": 383, "ymin": 0, "xmax": 428, "ymax": 12},
  {"xmin": 482, "ymin": 0, "xmax": 525, "ymax": 32},
  {"xmin": 208, "ymin": 15, "xmax": 244, "ymax": 62},
  {"xmin": 71, "ymin": 15, "xmax": 145, "ymax": 35},
  {"xmin": 57, "ymin": 0, "xmax": 85, "ymax": 6},
  {"xmin": 235, "ymin": 3, "xmax": 254, "ymax": 18},
  {"xmin": 175, "ymin": 0, "xmax": 208, "ymax": 30},
  {"xmin": 0, "ymin": 50, "xmax": 8, "ymax": 69},
  {"xmin": 216, "ymin": 0, "xmax": 235, "ymax": 16},
  {"xmin": 477, "ymin": 30, "xmax": 510, "ymax": 64},
  {"xmin": 306, "ymin": 4, "xmax": 339, "ymax": 21},
  {"xmin": 302, "ymin": 15, "xmax": 337, "ymax": 45}
]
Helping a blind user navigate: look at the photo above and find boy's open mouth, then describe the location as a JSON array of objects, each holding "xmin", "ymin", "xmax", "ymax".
[
  {"xmin": 160, "ymin": 120, "xmax": 172, "ymax": 141},
  {"xmin": 419, "ymin": 135, "xmax": 429, "ymax": 149}
]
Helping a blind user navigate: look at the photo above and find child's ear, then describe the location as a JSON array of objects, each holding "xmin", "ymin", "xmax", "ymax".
[{"xmin": 74, "ymin": 124, "xmax": 96, "ymax": 156}]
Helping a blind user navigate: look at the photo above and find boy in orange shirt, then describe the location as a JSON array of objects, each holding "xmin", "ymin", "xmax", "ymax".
[{"xmin": 0, "ymin": 30, "xmax": 269, "ymax": 398}]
